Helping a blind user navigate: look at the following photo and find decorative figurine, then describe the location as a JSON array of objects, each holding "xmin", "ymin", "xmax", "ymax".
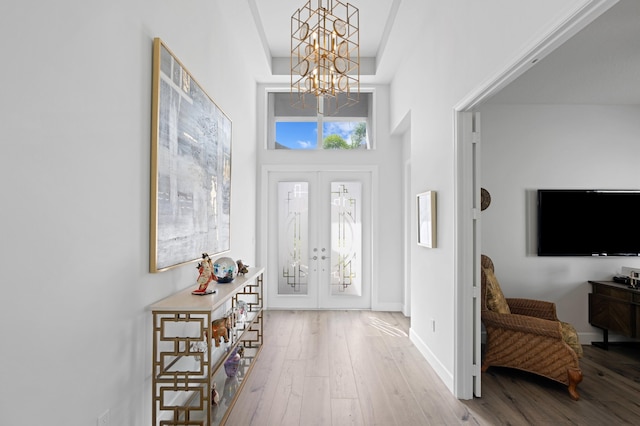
[
  {"xmin": 212, "ymin": 256, "xmax": 238, "ymax": 283},
  {"xmin": 211, "ymin": 382, "xmax": 220, "ymax": 406},
  {"xmin": 225, "ymin": 307, "xmax": 237, "ymax": 329},
  {"xmin": 211, "ymin": 317, "xmax": 230, "ymax": 347},
  {"xmin": 192, "ymin": 253, "xmax": 217, "ymax": 295},
  {"xmin": 236, "ymin": 299, "xmax": 248, "ymax": 324},
  {"xmin": 631, "ymin": 271, "xmax": 640, "ymax": 289},
  {"xmin": 224, "ymin": 346, "xmax": 243, "ymax": 377},
  {"xmin": 189, "ymin": 338, "xmax": 207, "ymax": 355},
  {"xmin": 236, "ymin": 259, "xmax": 249, "ymax": 276}
]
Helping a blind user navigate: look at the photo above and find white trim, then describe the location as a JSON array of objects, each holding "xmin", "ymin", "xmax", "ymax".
[
  {"xmin": 373, "ymin": 302, "xmax": 404, "ymax": 312},
  {"xmin": 370, "ymin": 165, "xmax": 380, "ymax": 311},
  {"xmin": 410, "ymin": 327, "xmax": 454, "ymax": 393},
  {"xmin": 247, "ymin": 0, "xmax": 271, "ymax": 71},
  {"xmin": 453, "ymin": 111, "xmax": 476, "ymax": 400},
  {"xmin": 472, "ymin": 113, "xmax": 482, "ymax": 398},
  {"xmin": 375, "ymin": 0, "xmax": 402, "ymax": 63},
  {"xmin": 454, "ymin": 0, "xmax": 618, "ymax": 111},
  {"xmin": 258, "ymin": 165, "xmax": 270, "ymax": 306},
  {"xmin": 451, "ymin": 0, "xmax": 619, "ymax": 400},
  {"xmin": 403, "ymin": 158, "xmax": 411, "ymax": 317}
]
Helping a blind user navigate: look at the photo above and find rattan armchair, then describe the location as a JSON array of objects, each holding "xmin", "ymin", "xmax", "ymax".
[{"xmin": 480, "ymin": 255, "xmax": 583, "ymax": 400}]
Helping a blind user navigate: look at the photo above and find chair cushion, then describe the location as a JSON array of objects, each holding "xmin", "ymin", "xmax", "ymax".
[
  {"xmin": 560, "ymin": 321, "xmax": 583, "ymax": 358},
  {"xmin": 483, "ymin": 267, "xmax": 511, "ymax": 314}
]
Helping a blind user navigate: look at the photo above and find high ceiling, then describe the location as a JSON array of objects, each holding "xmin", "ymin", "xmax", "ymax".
[
  {"xmin": 248, "ymin": 0, "xmax": 401, "ymax": 82},
  {"xmin": 249, "ymin": 0, "xmax": 639, "ymax": 105},
  {"xmin": 488, "ymin": 0, "xmax": 640, "ymax": 105},
  {"xmin": 251, "ymin": 0, "xmax": 397, "ymax": 58}
]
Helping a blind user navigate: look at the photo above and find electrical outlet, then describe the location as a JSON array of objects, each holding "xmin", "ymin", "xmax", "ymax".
[{"xmin": 97, "ymin": 409, "xmax": 110, "ymax": 426}]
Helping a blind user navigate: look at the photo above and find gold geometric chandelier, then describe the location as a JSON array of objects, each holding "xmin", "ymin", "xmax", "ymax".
[{"xmin": 291, "ymin": 0, "xmax": 359, "ymax": 115}]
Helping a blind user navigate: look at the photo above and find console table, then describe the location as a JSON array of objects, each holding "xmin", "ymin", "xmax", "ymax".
[
  {"xmin": 588, "ymin": 280, "xmax": 640, "ymax": 349},
  {"xmin": 149, "ymin": 267, "xmax": 264, "ymax": 425}
]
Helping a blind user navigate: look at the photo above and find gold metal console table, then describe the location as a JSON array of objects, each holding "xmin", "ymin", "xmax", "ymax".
[{"xmin": 149, "ymin": 267, "xmax": 264, "ymax": 425}]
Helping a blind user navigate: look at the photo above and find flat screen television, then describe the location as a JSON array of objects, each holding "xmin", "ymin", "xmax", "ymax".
[{"xmin": 537, "ymin": 189, "xmax": 640, "ymax": 256}]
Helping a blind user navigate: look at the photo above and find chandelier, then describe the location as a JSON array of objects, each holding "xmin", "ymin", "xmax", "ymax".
[{"xmin": 291, "ymin": 0, "xmax": 359, "ymax": 115}]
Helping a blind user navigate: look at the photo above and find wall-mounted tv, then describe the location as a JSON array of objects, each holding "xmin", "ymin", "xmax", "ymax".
[{"xmin": 537, "ymin": 189, "xmax": 640, "ymax": 256}]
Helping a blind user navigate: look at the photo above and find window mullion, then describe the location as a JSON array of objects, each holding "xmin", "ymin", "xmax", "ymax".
[{"xmin": 317, "ymin": 112, "xmax": 324, "ymax": 150}]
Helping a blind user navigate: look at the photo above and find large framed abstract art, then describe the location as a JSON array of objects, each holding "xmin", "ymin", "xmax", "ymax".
[{"xmin": 150, "ymin": 38, "xmax": 232, "ymax": 272}]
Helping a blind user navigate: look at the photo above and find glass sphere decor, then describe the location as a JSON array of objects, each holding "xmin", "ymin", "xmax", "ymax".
[{"xmin": 213, "ymin": 256, "xmax": 237, "ymax": 283}]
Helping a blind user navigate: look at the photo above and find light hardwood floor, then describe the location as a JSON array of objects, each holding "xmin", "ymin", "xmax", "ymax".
[{"xmin": 225, "ymin": 310, "xmax": 640, "ymax": 425}]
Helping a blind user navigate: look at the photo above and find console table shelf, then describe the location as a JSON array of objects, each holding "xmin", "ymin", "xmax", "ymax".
[
  {"xmin": 149, "ymin": 267, "xmax": 264, "ymax": 425},
  {"xmin": 588, "ymin": 280, "xmax": 640, "ymax": 349}
]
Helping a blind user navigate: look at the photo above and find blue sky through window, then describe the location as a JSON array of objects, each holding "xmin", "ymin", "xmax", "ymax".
[
  {"xmin": 276, "ymin": 121, "xmax": 366, "ymax": 150},
  {"xmin": 275, "ymin": 122, "xmax": 318, "ymax": 149}
]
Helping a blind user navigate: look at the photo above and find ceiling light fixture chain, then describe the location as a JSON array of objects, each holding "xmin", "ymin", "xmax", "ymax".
[{"xmin": 291, "ymin": 0, "xmax": 360, "ymax": 115}]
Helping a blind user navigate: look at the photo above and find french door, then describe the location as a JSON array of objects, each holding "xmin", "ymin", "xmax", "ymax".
[{"xmin": 265, "ymin": 169, "xmax": 372, "ymax": 309}]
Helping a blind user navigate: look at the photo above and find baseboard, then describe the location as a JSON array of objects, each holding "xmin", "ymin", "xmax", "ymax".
[
  {"xmin": 372, "ymin": 301, "xmax": 404, "ymax": 312},
  {"xmin": 579, "ymin": 331, "xmax": 640, "ymax": 345},
  {"xmin": 409, "ymin": 327, "xmax": 454, "ymax": 394}
]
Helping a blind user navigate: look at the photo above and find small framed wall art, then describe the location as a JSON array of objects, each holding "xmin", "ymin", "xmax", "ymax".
[{"xmin": 417, "ymin": 191, "xmax": 436, "ymax": 248}]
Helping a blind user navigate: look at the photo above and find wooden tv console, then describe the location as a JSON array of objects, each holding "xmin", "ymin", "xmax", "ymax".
[{"xmin": 588, "ymin": 280, "xmax": 640, "ymax": 349}]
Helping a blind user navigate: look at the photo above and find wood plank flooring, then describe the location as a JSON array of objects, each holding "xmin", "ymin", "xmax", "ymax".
[{"xmin": 225, "ymin": 311, "xmax": 640, "ymax": 425}]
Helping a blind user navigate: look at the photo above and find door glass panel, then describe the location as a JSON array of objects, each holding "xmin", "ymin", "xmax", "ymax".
[
  {"xmin": 330, "ymin": 182, "xmax": 361, "ymax": 296},
  {"xmin": 278, "ymin": 182, "xmax": 309, "ymax": 294}
]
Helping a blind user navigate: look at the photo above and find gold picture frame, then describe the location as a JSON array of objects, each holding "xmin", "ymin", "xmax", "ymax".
[
  {"xmin": 150, "ymin": 38, "xmax": 232, "ymax": 272},
  {"xmin": 417, "ymin": 191, "xmax": 436, "ymax": 248}
]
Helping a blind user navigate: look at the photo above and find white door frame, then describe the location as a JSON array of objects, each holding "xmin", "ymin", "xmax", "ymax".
[
  {"xmin": 259, "ymin": 164, "xmax": 378, "ymax": 310},
  {"xmin": 452, "ymin": 0, "xmax": 618, "ymax": 399},
  {"xmin": 403, "ymin": 159, "xmax": 411, "ymax": 317},
  {"xmin": 453, "ymin": 111, "xmax": 480, "ymax": 399}
]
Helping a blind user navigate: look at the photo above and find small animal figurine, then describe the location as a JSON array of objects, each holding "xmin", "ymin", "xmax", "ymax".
[
  {"xmin": 192, "ymin": 253, "xmax": 217, "ymax": 295},
  {"xmin": 236, "ymin": 259, "xmax": 249, "ymax": 276},
  {"xmin": 211, "ymin": 317, "xmax": 230, "ymax": 347}
]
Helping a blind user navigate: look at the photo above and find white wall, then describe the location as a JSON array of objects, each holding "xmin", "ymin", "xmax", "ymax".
[
  {"xmin": 0, "ymin": 1, "xmax": 262, "ymax": 424},
  {"xmin": 479, "ymin": 104, "xmax": 640, "ymax": 341},
  {"xmin": 387, "ymin": 0, "xmax": 591, "ymax": 393},
  {"xmin": 1, "ymin": 1, "xmax": 614, "ymax": 420}
]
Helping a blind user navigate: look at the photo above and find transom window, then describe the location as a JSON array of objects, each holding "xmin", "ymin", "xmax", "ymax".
[{"xmin": 267, "ymin": 92, "xmax": 373, "ymax": 150}]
